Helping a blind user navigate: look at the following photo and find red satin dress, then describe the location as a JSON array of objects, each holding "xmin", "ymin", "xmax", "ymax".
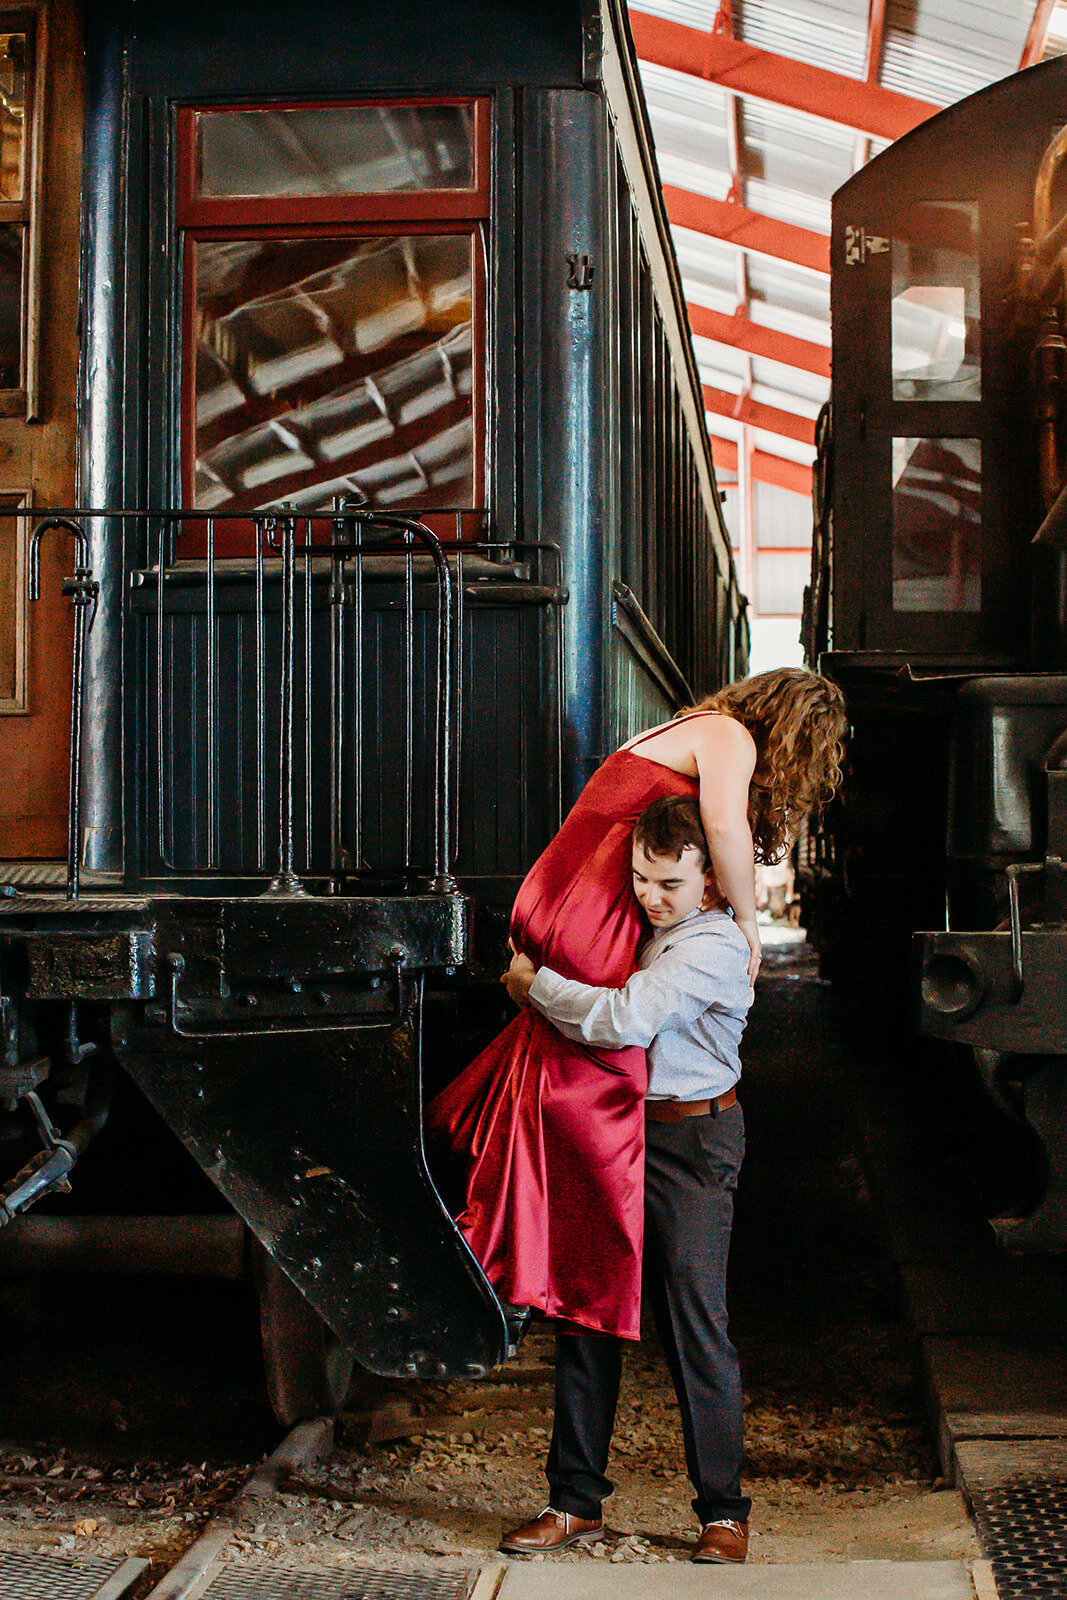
[{"xmin": 427, "ymin": 734, "xmax": 698, "ymax": 1341}]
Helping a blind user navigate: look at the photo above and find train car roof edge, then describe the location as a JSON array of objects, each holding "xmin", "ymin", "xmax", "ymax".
[
  {"xmin": 592, "ymin": 0, "xmax": 743, "ymax": 608},
  {"xmin": 833, "ymin": 52, "xmax": 1067, "ymax": 208}
]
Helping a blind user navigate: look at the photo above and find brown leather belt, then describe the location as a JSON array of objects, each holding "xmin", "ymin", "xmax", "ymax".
[{"xmin": 645, "ymin": 1088, "xmax": 737, "ymax": 1122}]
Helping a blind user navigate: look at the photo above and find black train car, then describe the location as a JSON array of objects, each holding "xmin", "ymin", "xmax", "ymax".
[
  {"xmin": 805, "ymin": 53, "xmax": 1067, "ymax": 1248},
  {"xmin": 0, "ymin": 0, "xmax": 746, "ymax": 1416}
]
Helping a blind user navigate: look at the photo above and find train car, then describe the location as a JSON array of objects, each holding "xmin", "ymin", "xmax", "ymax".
[
  {"xmin": 0, "ymin": 0, "xmax": 747, "ymax": 1418},
  {"xmin": 804, "ymin": 52, "xmax": 1067, "ymax": 1250}
]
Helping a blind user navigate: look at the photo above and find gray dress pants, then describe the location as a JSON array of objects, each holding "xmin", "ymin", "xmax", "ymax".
[{"xmin": 546, "ymin": 1102, "xmax": 749, "ymax": 1525}]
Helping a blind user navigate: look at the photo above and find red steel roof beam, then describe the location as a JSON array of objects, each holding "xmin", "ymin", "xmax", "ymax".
[
  {"xmin": 1020, "ymin": 0, "xmax": 1057, "ymax": 67},
  {"xmin": 711, "ymin": 437, "xmax": 814, "ymax": 497},
  {"xmin": 665, "ymin": 185, "xmax": 830, "ymax": 273},
  {"xmin": 629, "ymin": 10, "xmax": 937, "ymax": 141},
  {"xmin": 688, "ymin": 304, "xmax": 830, "ymax": 378},
  {"xmin": 864, "ymin": 0, "xmax": 887, "ymax": 78},
  {"xmin": 703, "ymin": 384, "xmax": 817, "ymax": 447},
  {"xmin": 853, "ymin": 0, "xmax": 888, "ymax": 168}
]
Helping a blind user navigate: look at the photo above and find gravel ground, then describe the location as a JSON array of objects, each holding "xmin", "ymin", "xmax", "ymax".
[
  {"xmin": 0, "ymin": 951, "xmax": 979, "ymax": 1585},
  {"xmin": 0, "ymin": 1316, "xmax": 975, "ymax": 1583}
]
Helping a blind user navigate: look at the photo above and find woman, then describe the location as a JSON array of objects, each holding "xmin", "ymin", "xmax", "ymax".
[{"xmin": 427, "ymin": 667, "xmax": 847, "ymax": 1341}]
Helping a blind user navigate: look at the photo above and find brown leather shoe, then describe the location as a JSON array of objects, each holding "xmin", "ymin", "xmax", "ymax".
[
  {"xmin": 499, "ymin": 1506, "xmax": 604, "ymax": 1554},
  {"xmin": 692, "ymin": 1519, "xmax": 749, "ymax": 1563}
]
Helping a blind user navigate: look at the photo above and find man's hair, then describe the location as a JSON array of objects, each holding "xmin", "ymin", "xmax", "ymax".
[{"xmin": 632, "ymin": 796, "xmax": 709, "ymax": 868}]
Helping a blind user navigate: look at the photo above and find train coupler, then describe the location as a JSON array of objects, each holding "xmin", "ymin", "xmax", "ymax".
[
  {"xmin": 0, "ymin": 1060, "xmax": 113, "ymax": 1229},
  {"xmin": 0, "ymin": 1082, "xmax": 76, "ymax": 1228}
]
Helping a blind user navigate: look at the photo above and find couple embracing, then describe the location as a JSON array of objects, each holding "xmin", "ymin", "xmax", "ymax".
[{"xmin": 428, "ymin": 668, "xmax": 847, "ymax": 1565}]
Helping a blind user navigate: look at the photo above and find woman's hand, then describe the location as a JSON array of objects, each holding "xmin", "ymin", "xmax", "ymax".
[
  {"xmin": 736, "ymin": 915, "xmax": 762, "ymax": 985},
  {"xmin": 502, "ymin": 949, "xmax": 538, "ymax": 1007}
]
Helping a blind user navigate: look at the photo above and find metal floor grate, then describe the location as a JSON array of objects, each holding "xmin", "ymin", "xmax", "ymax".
[
  {"xmin": 198, "ymin": 1567, "xmax": 476, "ymax": 1600},
  {"xmin": 0, "ymin": 1550, "xmax": 145, "ymax": 1600},
  {"xmin": 963, "ymin": 1464, "xmax": 1067, "ymax": 1599}
]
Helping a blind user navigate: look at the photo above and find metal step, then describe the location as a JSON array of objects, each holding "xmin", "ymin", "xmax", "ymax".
[
  {"xmin": 956, "ymin": 1440, "xmax": 1067, "ymax": 1600},
  {"xmin": 192, "ymin": 1566, "xmax": 475, "ymax": 1600},
  {"xmin": 0, "ymin": 1550, "xmax": 147, "ymax": 1600}
]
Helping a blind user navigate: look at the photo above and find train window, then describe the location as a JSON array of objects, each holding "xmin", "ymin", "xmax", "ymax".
[
  {"xmin": 0, "ymin": 221, "xmax": 22, "ymax": 386},
  {"xmin": 0, "ymin": 21, "xmax": 41, "ymax": 417},
  {"xmin": 195, "ymin": 105, "xmax": 476, "ymax": 198},
  {"xmin": 892, "ymin": 436, "xmax": 981, "ymax": 612},
  {"xmin": 891, "ymin": 202, "xmax": 980, "ymax": 402},
  {"xmin": 178, "ymin": 99, "xmax": 488, "ymax": 514},
  {"xmin": 0, "ymin": 32, "xmax": 26, "ymax": 200},
  {"xmin": 191, "ymin": 233, "xmax": 475, "ymax": 511}
]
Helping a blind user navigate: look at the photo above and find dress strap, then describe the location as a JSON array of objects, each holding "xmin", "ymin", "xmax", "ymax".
[{"xmin": 624, "ymin": 710, "xmax": 719, "ymax": 751}]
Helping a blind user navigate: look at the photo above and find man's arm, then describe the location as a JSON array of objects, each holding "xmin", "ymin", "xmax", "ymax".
[{"xmin": 505, "ymin": 939, "xmax": 750, "ymax": 1049}]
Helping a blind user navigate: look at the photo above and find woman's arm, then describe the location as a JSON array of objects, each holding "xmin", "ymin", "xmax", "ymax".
[{"xmin": 690, "ymin": 717, "xmax": 761, "ymax": 982}]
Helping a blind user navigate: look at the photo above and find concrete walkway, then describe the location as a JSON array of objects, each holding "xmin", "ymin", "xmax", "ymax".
[{"xmin": 473, "ymin": 1558, "xmax": 991, "ymax": 1600}]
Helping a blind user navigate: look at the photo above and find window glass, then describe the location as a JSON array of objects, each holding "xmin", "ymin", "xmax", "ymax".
[
  {"xmin": 194, "ymin": 233, "xmax": 474, "ymax": 511},
  {"xmin": 197, "ymin": 105, "xmax": 475, "ymax": 198},
  {"xmin": 0, "ymin": 516, "xmax": 16, "ymax": 702},
  {"xmin": 892, "ymin": 436, "xmax": 981, "ymax": 612},
  {"xmin": 891, "ymin": 202, "xmax": 980, "ymax": 401},
  {"xmin": 0, "ymin": 221, "xmax": 23, "ymax": 388},
  {"xmin": 0, "ymin": 33, "xmax": 25, "ymax": 203}
]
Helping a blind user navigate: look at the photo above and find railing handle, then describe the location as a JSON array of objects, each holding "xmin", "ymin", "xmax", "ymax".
[
  {"xmin": 27, "ymin": 517, "xmax": 99, "ymax": 900},
  {"xmin": 1006, "ymin": 860, "xmax": 1045, "ymax": 1001}
]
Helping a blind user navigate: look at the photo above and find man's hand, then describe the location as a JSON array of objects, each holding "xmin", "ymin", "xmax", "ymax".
[{"xmin": 503, "ymin": 949, "xmax": 538, "ymax": 1007}]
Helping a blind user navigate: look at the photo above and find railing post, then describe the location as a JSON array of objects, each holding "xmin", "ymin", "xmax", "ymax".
[
  {"xmin": 266, "ymin": 509, "xmax": 307, "ymax": 897},
  {"xmin": 27, "ymin": 518, "xmax": 99, "ymax": 900}
]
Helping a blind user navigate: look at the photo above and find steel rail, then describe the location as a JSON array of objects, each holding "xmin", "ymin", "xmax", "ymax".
[{"xmin": 141, "ymin": 1417, "xmax": 334, "ymax": 1600}]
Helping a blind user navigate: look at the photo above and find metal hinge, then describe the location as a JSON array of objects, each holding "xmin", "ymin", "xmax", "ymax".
[
  {"xmin": 567, "ymin": 252, "xmax": 595, "ymax": 290},
  {"xmin": 844, "ymin": 225, "xmax": 889, "ymax": 265}
]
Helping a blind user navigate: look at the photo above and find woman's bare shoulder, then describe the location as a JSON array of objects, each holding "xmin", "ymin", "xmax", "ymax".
[{"xmin": 687, "ymin": 713, "xmax": 756, "ymax": 755}]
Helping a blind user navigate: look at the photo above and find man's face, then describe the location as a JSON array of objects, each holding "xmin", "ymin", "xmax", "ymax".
[{"xmin": 631, "ymin": 842, "xmax": 712, "ymax": 930}]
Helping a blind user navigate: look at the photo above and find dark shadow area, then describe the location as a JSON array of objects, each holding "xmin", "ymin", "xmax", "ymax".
[{"xmin": 727, "ymin": 945, "xmax": 936, "ymax": 1485}]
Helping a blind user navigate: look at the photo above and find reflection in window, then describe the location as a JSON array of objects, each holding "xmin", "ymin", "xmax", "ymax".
[
  {"xmin": 892, "ymin": 202, "xmax": 980, "ymax": 401},
  {"xmin": 0, "ymin": 34, "xmax": 25, "ymax": 203},
  {"xmin": 892, "ymin": 436, "xmax": 981, "ymax": 613},
  {"xmin": 197, "ymin": 105, "xmax": 475, "ymax": 199},
  {"xmin": 194, "ymin": 234, "xmax": 474, "ymax": 511}
]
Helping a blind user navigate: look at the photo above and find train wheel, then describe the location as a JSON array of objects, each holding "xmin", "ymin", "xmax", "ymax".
[{"xmin": 251, "ymin": 1237, "xmax": 355, "ymax": 1425}]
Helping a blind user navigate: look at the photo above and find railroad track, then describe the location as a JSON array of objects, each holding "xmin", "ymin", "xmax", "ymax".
[
  {"xmin": 0, "ymin": 1420, "xmax": 481, "ymax": 1600},
  {"xmin": 141, "ymin": 1418, "xmax": 334, "ymax": 1600}
]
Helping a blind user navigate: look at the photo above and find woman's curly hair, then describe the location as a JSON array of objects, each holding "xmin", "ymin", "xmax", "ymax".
[{"xmin": 680, "ymin": 667, "xmax": 848, "ymax": 863}]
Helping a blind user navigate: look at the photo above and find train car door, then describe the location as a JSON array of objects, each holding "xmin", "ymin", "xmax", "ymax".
[{"xmin": 0, "ymin": 3, "xmax": 83, "ymax": 863}]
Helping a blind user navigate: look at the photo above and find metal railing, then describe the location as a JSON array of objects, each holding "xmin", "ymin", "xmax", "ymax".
[{"xmin": 22, "ymin": 503, "xmax": 563, "ymax": 899}]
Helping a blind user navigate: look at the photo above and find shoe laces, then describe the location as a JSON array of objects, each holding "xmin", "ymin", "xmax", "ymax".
[{"xmin": 702, "ymin": 1519, "xmax": 744, "ymax": 1535}]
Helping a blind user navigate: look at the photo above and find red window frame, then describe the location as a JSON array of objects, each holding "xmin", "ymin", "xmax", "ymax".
[{"xmin": 176, "ymin": 97, "xmax": 491, "ymax": 517}]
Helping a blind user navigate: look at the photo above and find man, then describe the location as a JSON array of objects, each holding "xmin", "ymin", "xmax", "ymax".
[{"xmin": 498, "ymin": 795, "xmax": 754, "ymax": 1564}]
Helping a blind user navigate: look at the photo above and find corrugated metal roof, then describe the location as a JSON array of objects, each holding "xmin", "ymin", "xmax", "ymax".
[
  {"xmin": 631, "ymin": 0, "xmax": 725, "ymax": 27},
  {"xmin": 631, "ymin": 0, "xmax": 1054, "ymax": 633},
  {"xmin": 882, "ymin": 0, "xmax": 1033, "ymax": 104},
  {"xmin": 735, "ymin": 0, "xmax": 869, "ymax": 76},
  {"xmin": 740, "ymin": 102, "xmax": 847, "ymax": 228},
  {"xmin": 694, "ymin": 337, "xmax": 828, "ymax": 405},
  {"xmin": 746, "ymin": 256, "xmax": 830, "ymax": 322},
  {"xmin": 670, "ymin": 223, "xmax": 740, "ymax": 298}
]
